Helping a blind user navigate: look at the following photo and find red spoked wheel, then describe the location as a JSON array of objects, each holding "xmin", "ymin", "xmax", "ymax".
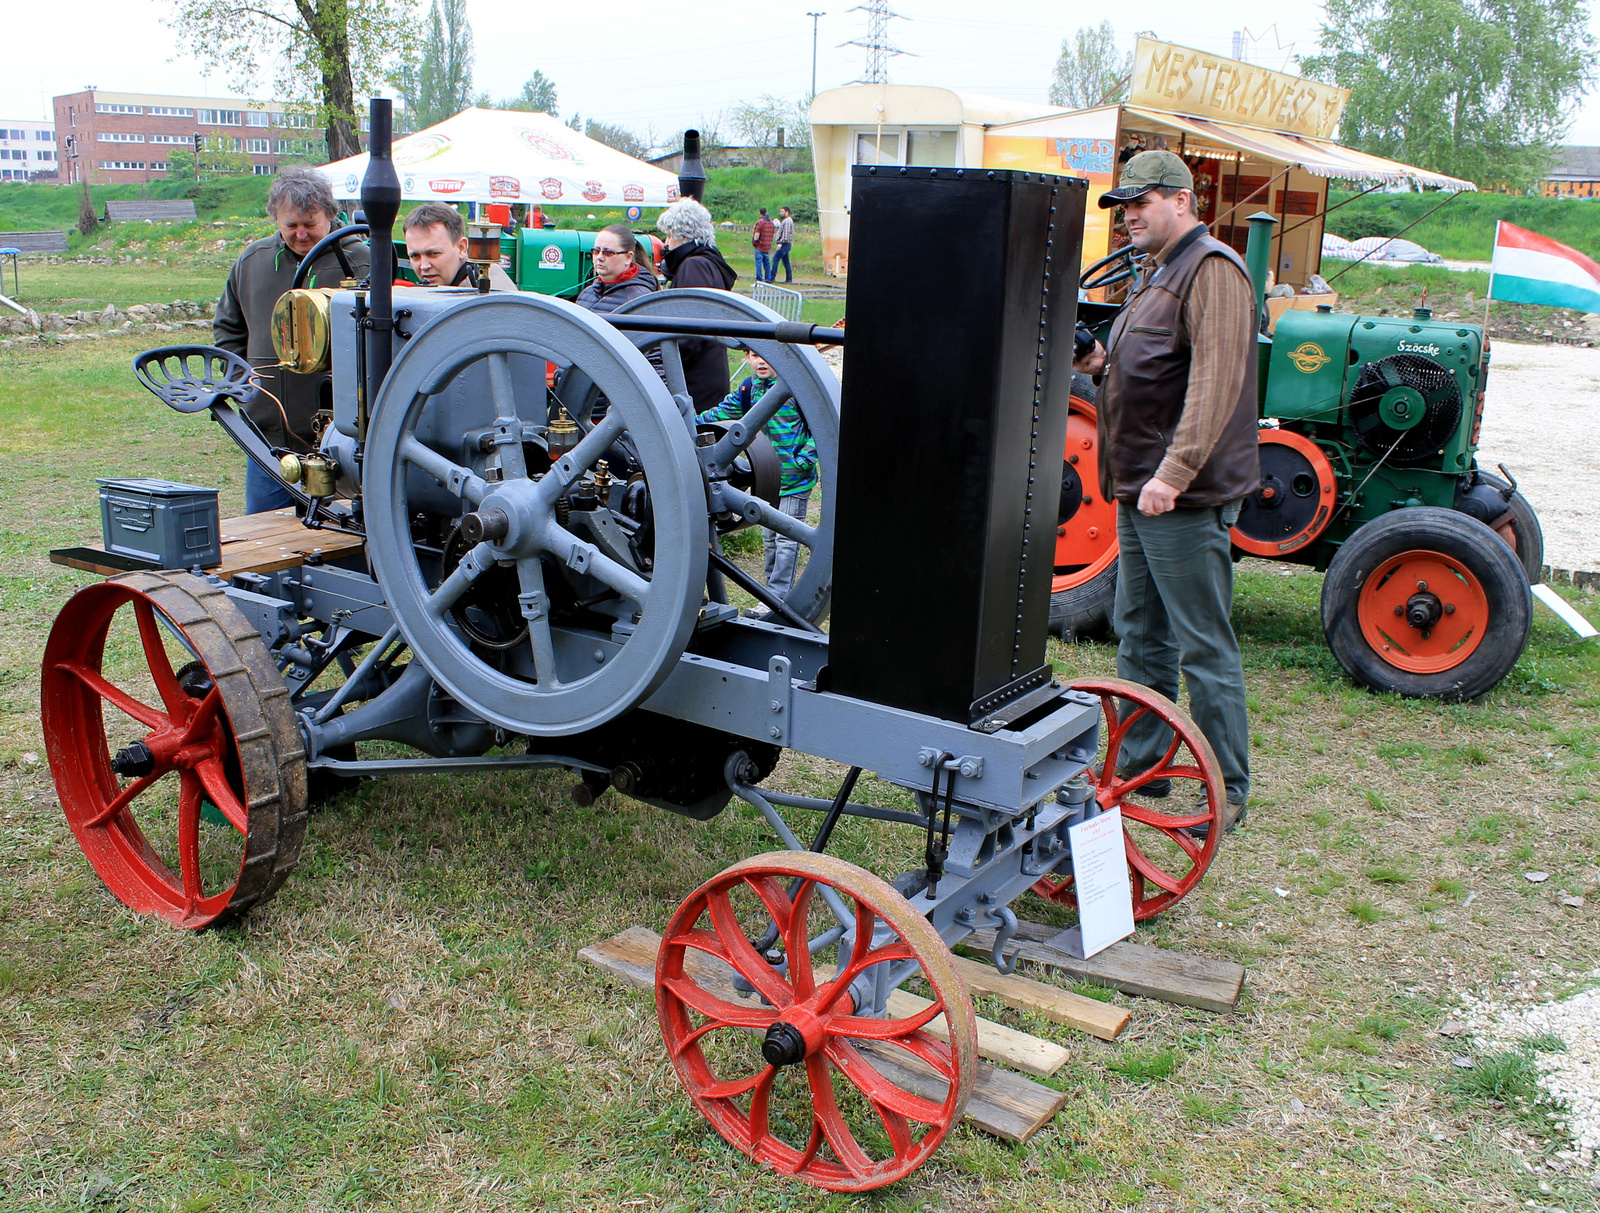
[
  {"xmin": 1030, "ymin": 677, "xmax": 1225, "ymax": 920},
  {"xmin": 656, "ymin": 851, "xmax": 977, "ymax": 1192},
  {"xmin": 41, "ymin": 571, "xmax": 307, "ymax": 929}
]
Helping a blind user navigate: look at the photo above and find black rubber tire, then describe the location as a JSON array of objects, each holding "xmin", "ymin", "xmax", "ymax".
[
  {"xmin": 1049, "ymin": 560, "xmax": 1118, "ymax": 642},
  {"xmin": 1321, "ymin": 507, "xmax": 1531, "ymax": 701},
  {"xmin": 1474, "ymin": 471, "xmax": 1545, "ymax": 585}
]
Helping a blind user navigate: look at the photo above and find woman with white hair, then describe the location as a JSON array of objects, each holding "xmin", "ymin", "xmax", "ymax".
[{"xmin": 656, "ymin": 198, "xmax": 738, "ymax": 411}]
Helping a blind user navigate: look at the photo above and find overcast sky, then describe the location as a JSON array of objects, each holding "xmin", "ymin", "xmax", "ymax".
[{"xmin": 7, "ymin": 0, "xmax": 1600, "ymax": 147}]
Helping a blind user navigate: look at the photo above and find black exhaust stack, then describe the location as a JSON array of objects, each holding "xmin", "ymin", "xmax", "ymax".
[
  {"xmin": 678, "ymin": 129, "xmax": 706, "ymax": 202},
  {"xmin": 360, "ymin": 98, "xmax": 401, "ymax": 423}
]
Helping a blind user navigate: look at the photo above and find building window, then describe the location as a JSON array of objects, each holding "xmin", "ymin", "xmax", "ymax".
[
  {"xmin": 278, "ymin": 111, "xmax": 311, "ymax": 129},
  {"xmin": 99, "ymin": 161, "xmax": 146, "ymax": 170},
  {"xmin": 35, "ymin": 129, "xmax": 54, "ymax": 140},
  {"xmin": 253, "ymin": 164, "xmax": 274, "ymax": 175},
  {"xmin": 197, "ymin": 109, "xmax": 243, "ymax": 126},
  {"xmin": 5, "ymin": 129, "xmax": 25, "ymax": 141},
  {"xmin": 853, "ymin": 132, "xmax": 902, "ymax": 166},
  {"xmin": 246, "ymin": 138, "xmax": 269, "ymax": 153},
  {"xmin": 98, "ymin": 132, "xmax": 145, "ymax": 143},
  {"xmin": 149, "ymin": 134, "xmax": 191, "ymax": 144},
  {"xmin": 147, "ymin": 106, "xmax": 193, "ymax": 118},
  {"xmin": 96, "ymin": 104, "xmax": 144, "ymax": 115},
  {"xmin": 37, "ymin": 150, "xmax": 55, "ymax": 161},
  {"xmin": 149, "ymin": 162, "xmax": 168, "ymax": 172},
  {"xmin": 245, "ymin": 111, "xmax": 271, "ymax": 127},
  {"xmin": 907, "ymin": 129, "xmax": 959, "ymax": 167}
]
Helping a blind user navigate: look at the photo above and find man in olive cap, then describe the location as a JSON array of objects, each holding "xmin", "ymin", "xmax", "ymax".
[{"xmin": 1096, "ymin": 149, "xmax": 1261, "ymax": 835}]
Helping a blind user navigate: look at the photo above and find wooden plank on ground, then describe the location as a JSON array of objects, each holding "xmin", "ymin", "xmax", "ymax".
[
  {"xmin": 968, "ymin": 919, "xmax": 1246, "ymax": 1014},
  {"xmin": 578, "ymin": 926, "xmax": 1069, "ymax": 1142},
  {"xmin": 950, "ymin": 953, "xmax": 1129, "ymax": 1041},
  {"xmin": 50, "ymin": 508, "xmax": 366, "ymax": 579}
]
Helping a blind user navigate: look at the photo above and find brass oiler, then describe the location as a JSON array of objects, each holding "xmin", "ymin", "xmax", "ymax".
[
  {"xmin": 270, "ymin": 288, "xmax": 338, "ymax": 374},
  {"xmin": 279, "ymin": 452, "xmax": 341, "ymax": 499},
  {"xmin": 546, "ymin": 406, "xmax": 580, "ymax": 457}
]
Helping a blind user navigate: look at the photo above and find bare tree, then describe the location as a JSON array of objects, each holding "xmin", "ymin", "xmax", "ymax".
[
  {"xmin": 728, "ymin": 95, "xmax": 809, "ymax": 171},
  {"xmin": 166, "ymin": 0, "xmax": 417, "ymax": 162},
  {"xmin": 1048, "ymin": 22, "xmax": 1132, "ymax": 109}
]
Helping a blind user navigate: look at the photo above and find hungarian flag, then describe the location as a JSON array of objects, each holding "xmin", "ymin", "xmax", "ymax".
[{"xmin": 1489, "ymin": 221, "xmax": 1600, "ymax": 314}]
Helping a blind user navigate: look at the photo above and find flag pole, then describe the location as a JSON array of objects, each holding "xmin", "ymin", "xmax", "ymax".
[{"xmin": 1483, "ymin": 219, "xmax": 1497, "ymax": 337}]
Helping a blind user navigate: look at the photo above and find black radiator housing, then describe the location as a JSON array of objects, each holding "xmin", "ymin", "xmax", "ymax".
[{"xmin": 827, "ymin": 166, "xmax": 1086, "ymax": 725}]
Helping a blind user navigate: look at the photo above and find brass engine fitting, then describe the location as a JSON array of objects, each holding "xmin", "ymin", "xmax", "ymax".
[
  {"xmin": 279, "ymin": 452, "xmax": 341, "ymax": 499},
  {"xmin": 270, "ymin": 288, "xmax": 338, "ymax": 374},
  {"xmin": 547, "ymin": 406, "xmax": 580, "ymax": 457}
]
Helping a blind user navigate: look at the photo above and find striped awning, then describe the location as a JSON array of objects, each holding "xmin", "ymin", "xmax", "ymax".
[{"xmin": 1124, "ymin": 106, "xmax": 1476, "ymax": 191}]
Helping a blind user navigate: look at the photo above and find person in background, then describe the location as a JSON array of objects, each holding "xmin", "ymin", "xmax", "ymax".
[
  {"xmin": 1096, "ymin": 150, "xmax": 1259, "ymax": 837},
  {"xmin": 771, "ymin": 205, "xmax": 795, "ymax": 283},
  {"xmin": 656, "ymin": 198, "xmax": 738, "ymax": 411},
  {"xmin": 752, "ymin": 207, "xmax": 776, "ymax": 283},
  {"xmin": 403, "ymin": 202, "xmax": 480, "ymax": 288},
  {"xmin": 575, "ymin": 224, "xmax": 659, "ymax": 314},
  {"xmin": 215, "ymin": 166, "xmax": 370, "ymax": 513},
  {"xmin": 696, "ymin": 351, "xmax": 817, "ymax": 597}
]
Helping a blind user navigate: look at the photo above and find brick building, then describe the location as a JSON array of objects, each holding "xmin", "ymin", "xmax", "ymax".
[
  {"xmin": 52, "ymin": 90, "xmax": 329, "ymax": 185},
  {"xmin": 0, "ymin": 119, "xmax": 58, "ymax": 181},
  {"xmin": 1539, "ymin": 146, "xmax": 1600, "ymax": 200}
]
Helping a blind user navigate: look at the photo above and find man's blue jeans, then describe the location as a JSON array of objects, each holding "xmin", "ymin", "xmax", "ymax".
[
  {"xmin": 1112, "ymin": 499, "xmax": 1251, "ymax": 806},
  {"xmin": 753, "ymin": 249, "xmax": 772, "ymax": 282},
  {"xmin": 245, "ymin": 457, "xmax": 296, "ymax": 514},
  {"xmin": 771, "ymin": 242, "xmax": 792, "ymax": 282}
]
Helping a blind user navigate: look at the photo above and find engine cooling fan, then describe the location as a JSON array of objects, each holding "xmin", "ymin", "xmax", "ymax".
[{"xmin": 1347, "ymin": 354, "xmax": 1462, "ymax": 465}]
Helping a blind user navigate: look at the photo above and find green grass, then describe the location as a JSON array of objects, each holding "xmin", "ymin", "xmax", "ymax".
[{"xmin": 1326, "ymin": 189, "xmax": 1600, "ymax": 261}]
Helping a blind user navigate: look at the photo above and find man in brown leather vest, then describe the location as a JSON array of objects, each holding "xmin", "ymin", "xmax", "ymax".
[{"xmin": 1097, "ymin": 151, "xmax": 1260, "ymax": 834}]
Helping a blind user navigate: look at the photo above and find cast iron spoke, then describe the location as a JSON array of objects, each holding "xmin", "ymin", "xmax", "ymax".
[
  {"xmin": 401, "ymin": 436, "xmax": 488, "ymax": 506},
  {"xmin": 660, "ymin": 975, "xmax": 776, "ymax": 1036},
  {"xmin": 540, "ymin": 519, "xmax": 651, "ymax": 606},
  {"xmin": 176, "ymin": 773, "xmax": 203, "ymax": 911},
  {"xmin": 658, "ymin": 339, "xmax": 689, "ymax": 398},
  {"xmin": 134, "ymin": 601, "xmax": 187, "ymax": 716},
  {"xmin": 707, "ymin": 382, "xmax": 793, "ymax": 466},
  {"xmin": 55, "ymin": 661, "xmax": 167, "ymax": 730},
  {"xmin": 194, "ymin": 757, "xmax": 250, "ymax": 834},
  {"xmin": 805, "ymin": 1054, "xmax": 876, "ymax": 1177},
  {"xmin": 720, "ymin": 485, "xmax": 818, "ymax": 548},
  {"xmin": 1124, "ymin": 831, "xmax": 1184, "ymax": 895},
  {"xmin": 425, "ymin": 542, "xmax": 496, "ymax": 617},
  {"xmin": 515, "ymin": 557, "xmax": 562, "ymax": 689},
  {"xmin": 83, "ymin": 770, "xmax": 164, "ymax": 828},
  {"xmin": 484, "ymin": 353, "xmax": 529, "ymax": 480}
]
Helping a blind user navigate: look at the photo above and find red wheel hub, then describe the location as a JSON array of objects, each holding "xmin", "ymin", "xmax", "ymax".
[
  {"xmin": 1031, "ymin": 677, "xmax": 1225, "ymax": 920},
  {"xmin": 1053, "ymin": 396, "xmax": 1118, "ymax": 593},
  {"xmin": 657, "ymin": 852, "xmax": 977, "ymax": 1192},
  {"xmin": 42, "ymin": 580, "xmax": 254, "ymax": 928},
  {"xmin": 1355, "ymin": 550, "xmax": 1489, "ymax": 674}
]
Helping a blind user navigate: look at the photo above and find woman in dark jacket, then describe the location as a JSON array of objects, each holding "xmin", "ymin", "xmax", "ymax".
[
  {"xmin": 575, "ymin": 224, "xmax": 659, "ymax": 313},
  {"xmin": 656, "ymin": 198, "xmax": 738, "ymax": 411}
]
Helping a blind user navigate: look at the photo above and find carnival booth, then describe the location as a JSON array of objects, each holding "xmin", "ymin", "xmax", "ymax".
[{"xmin": 810, "ymin": 39, "xmax": 1474, "ymax": 285}]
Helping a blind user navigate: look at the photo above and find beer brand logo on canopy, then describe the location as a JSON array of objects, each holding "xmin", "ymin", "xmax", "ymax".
[
  {"xmin": 540, "ymin": 177, "xmax": 563, "ymax": 200},
  {"xmin": 623, "ymin": 184, "xmax": 645, "ymax": 203},
  {"xmin": 521, "ymin": 130, "xmax": 574, "ymax": 161},
  {"xmin": 667, "ymin": 185, "xmax": 680, "ymax": 201},
  {"xmin": 395, "ymin": 134, "xmax": 452, "ymax": 167},
  {"xmin": 582, "ymin": 181, "xmax": 606, "ymax": 202},
  {"xmin": 490, "ymin": 176, "xmax": 520, "ymax": 198},
  {"xmin": 429, "ymin": 179, "xmax": 465, "ymax": 194}
]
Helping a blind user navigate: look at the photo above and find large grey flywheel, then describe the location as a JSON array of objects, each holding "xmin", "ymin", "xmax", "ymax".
[
  {"xmin": 556, "ymin": 288, "xmax": 840, "ymax": 624},
  {"xmin": 363, "ymin": 292, "xmax": 707, "ymax": 737}
]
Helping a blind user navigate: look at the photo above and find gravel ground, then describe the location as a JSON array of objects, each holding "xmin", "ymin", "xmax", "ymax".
[
  {"xmin": 1478, "ymin": 340, "xmax": 1600, "ymax": 575},
  {"xmin": 1457, "ymin": 969, "xmax": 1600, "ymax": 1184}
]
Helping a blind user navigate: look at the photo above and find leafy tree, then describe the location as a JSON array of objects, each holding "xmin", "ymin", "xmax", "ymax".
[
  {"xmin": 165, "ymin": 0, "xmax": 417, "ymax": 161},
  {"xmin": 490, "ymin": 70, "xmax": 559, "ymax": 115},
  {"xmin": 728, "ymin": 95, "xmax": 809, "ymax": 171},
  {"xmin": 1303, "ymin": 0, "xmax": 1596, "ymax": 190},
  {"xmin": 392, "ymin": 0, "xmax": 473, "ymax": 129},
  {"xmin": 580, "ymin": 120, "xmax": 649, "ymax": 160},
  {"xmin": 1048, "ymin": 22, "xmax": 1131, "ymax": 109}
]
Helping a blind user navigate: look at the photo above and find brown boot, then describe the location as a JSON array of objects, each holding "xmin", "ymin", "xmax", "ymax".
[{"xmin": 1184, "ymin": 799, "xmax": 1248, "ymax": 840}]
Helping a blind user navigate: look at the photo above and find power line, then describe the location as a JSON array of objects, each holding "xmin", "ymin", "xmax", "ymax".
[{"xmin": 842, "ymin": 1, "xmax": 911, "ymax": 85}]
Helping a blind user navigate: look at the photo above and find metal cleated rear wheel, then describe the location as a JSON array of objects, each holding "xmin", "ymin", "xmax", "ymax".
[
  {"xmin": 657, "ymin": 851, "xmax": 976, "ymax": 1192},
  {"xmin": 363, "ymin": 292, "xmax": 708, "ymax": 737},
  {"xmin": 41, "ymin": 571, "xmax": 307, "ymax": 929}
]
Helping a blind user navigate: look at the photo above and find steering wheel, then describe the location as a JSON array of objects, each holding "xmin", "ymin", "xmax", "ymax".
[
  {"xmin": 1081, "ymin": 244, "xmax": 1144, "ymax": 292},
  {"xmin": 290, "ymin": 223, "xmax": 369, "ymax": 290}
]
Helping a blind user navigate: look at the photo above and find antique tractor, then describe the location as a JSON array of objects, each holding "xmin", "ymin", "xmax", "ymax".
[
  {"xmin": 1050, "ymin": 223, "xmax": 1539, "ymax": 702},
  {"xmin": 40, "ymin": 105, "xmax": 1226, "ymax": 1192}
]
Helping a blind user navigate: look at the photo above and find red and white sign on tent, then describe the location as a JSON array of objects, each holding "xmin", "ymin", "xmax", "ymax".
[{"xmin": 318, "ymin": 108, "xmax": 680, "ymax": 207}]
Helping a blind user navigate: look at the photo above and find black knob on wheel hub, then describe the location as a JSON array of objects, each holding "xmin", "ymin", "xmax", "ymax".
[
  {"xmin": 110, "ymin": 739, "xmax": 155, "ymax": 778},
  {"xmin": 761, "ymin": 1021, "xmax": 808, "ymax": 1067}
]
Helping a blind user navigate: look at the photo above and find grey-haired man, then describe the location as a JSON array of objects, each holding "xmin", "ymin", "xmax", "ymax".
[
  {"xmin": 1096, "ymin": 150, "xmax": 1260, "ymax": 834},
  {"xmin": 214, "ymin": 166, "xmax": 369, "ymax": 512}
]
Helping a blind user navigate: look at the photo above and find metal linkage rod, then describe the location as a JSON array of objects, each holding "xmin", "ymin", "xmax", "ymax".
[{"xmin": 603, "ymin": 315, "xmax": 845, "ymax": 346}]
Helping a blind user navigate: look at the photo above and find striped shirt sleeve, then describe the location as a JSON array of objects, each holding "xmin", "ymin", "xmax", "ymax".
[{"xmin": 1154, "ymin": 256, "xmax": 1255, "ymax": 492}]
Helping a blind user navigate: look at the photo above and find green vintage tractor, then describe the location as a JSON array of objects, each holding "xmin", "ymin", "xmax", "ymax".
[{"xmin": 1050, "ymin": 223, "xmax": 1540, "ymax": 701}]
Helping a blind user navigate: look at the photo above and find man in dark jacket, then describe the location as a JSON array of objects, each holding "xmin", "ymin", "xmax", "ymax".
[
  {"xmin": 657, "ymin": 198, "xmax": 738, "ymax": 411},
  {"xmin": 1097, "ymin": 151, "xmax": 1260, "ymax": 835},
  {"xmin": 214, "ymin": 166, "xmax": 370, "ymax": 512},
  {"xmin": 403, "ymin": 202, "xmax": 481, "ymax": 289}
]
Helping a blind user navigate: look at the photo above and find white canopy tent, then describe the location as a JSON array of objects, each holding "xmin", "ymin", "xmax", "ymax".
[{"xmin": 318, "ymin": 108, "xmax": 681, "ymax": 207}]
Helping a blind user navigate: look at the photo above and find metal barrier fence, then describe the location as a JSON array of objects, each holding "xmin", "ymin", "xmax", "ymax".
[{"xmin": 750, "ymin": 281, "xmax": 803, "ymax": 322}]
